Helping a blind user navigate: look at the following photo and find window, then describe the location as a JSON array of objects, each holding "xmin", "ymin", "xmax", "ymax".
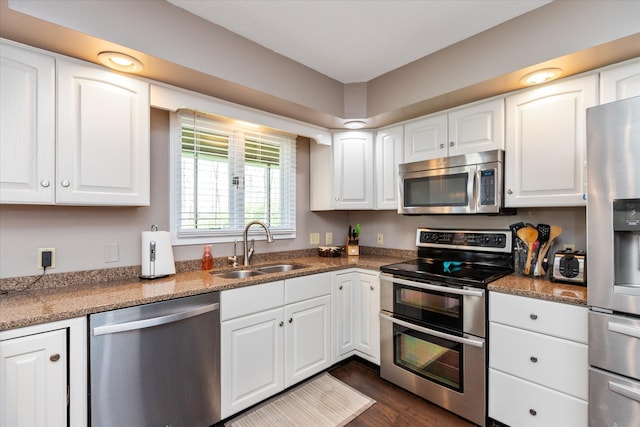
[{"xmin": 171, "ymin": 110, "xmax": 296, "ymax": 244}]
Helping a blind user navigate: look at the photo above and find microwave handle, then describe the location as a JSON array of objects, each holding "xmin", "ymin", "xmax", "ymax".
[
  {"xmin": 380, "ymin": 274, "xmax": 485, "ymax": 297},
  {"xmin": 380, "ymin": 310, "xmax": 484, "ymax": 348}
]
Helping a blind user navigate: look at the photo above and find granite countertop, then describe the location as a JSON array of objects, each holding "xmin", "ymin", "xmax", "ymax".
[
  {"xmin": 1, "ymin": 254, "xmax": 589, "ymax": 332},
  {"xmin": 0, "ymin": 255, "xmax": 396, "ymax": 331},
  {"xmin": 488, "ymin": 274, "xmax": 587, "ymax": 306}
]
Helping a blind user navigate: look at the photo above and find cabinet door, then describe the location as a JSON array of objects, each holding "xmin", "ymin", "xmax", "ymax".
[
  {"xmin": 284, "ymin": 295, "xmax": 331, "ymax": 387},
  {"xmin": 334, "ymin": 272, "xmax": 356, "ymax": 360},
  {"xmin": 403, "ymin": 113, "xmax": 448, "ymax": 162},
  {"xmin": 0, "ymin": 42, "xmax": 55, "ymax": 204},
  {"xmin": 333, "ymin": 131, "xmax": 374, "ymax": 209},
  {"xmin": 221, "ymin": 307, "xmax": 284, "ymax": 419},
  {"xmin": 1, "ymin": 329, "xmax": 67, "ymax": 427},
  {"xmin": 356, "ymin": 272, "xmax": 380, "ymax": 363},
  {"xmin": 600, "ymin": 58, "xmax": 640, "ymax": 103},
  {"xmin": 505, "ymin": 74, "xmax": 597, "ymax": 207},
  {"xmin": 56, "ymin": 60, "xmax": 150, "ymax": 205},
  {"xmin": 375, "ymin": 125, "xmax": 403, "ymax": 210},
  {"xmin": 448, "ymin": 98, "xmax": 504, "ymax": 157}
]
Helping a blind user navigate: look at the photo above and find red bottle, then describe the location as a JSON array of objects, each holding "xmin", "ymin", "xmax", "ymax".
[{"xmin": 201, "ymin": 245, "xmax": 213, "ymax": 270}]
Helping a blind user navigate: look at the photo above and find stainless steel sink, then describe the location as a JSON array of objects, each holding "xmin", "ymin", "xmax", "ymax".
[
  {"xmin": 256, "ymin": 264, "xmax": 305, "ymax": 274},
  {"xmin": 214, "ymin": 270, "xmax": 265, "ymax": 279},
  {"xmin": 213, "ymin": 263, "xmax": 306, "ymax": 279}
]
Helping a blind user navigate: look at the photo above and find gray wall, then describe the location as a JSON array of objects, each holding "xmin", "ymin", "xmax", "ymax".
[{"xmin": 0, "ymin": 108, "xmax": 585, "ymax": 279}]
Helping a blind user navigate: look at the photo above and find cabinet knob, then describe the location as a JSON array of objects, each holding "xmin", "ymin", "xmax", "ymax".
[
  {"xmin": 439, "ymin": 143, "xmax": 445, "ymax": 149},
  {"xmin": 449, "ymin": 141, "xmax": 454, "ymax": 147},
  {"xmin": 61, "ymin": 180, "xmax": 70, "ymax": 188},
  {"xmin": 50, "ymin": 354, "xmax": 60, "ymax": 362},
  {"xmin": 339, "ymin": 285, "xmax": 343, "ymax": 290},
  {"xmin": 40, "ymin": 180, "xmax": 51, "ymax": 188},
  {"xmin": 530, "ymin": 356, "xmax": 538, "ymax": 363},
  {"xmin": 288, "ymin": 318, "xmax": 293, "ymax": 324},
  {"xmin": 530, "ymin": 313, "xmax": 538, "ymax": 320},
  {"xmin": 279, "ymin": 321, "xmax": 284, "ymax": 327},
  {"xmin": 507, "ymin": 189, "xmax": 513, "ymax": 195},
  {"xmin": 529, "ymin": 409, "xmax": 537, "ymax": 416},
  {"xmin": 370, "ymin": 285, "xmax": 374, "ymax": 291}
]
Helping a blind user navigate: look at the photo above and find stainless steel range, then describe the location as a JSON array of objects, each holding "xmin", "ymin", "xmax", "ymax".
[{"xmin": 379, "ymin": 228, "xmax": 513, "ymax": 427}]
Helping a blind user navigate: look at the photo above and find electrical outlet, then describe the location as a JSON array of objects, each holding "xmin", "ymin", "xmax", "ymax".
[
  {"xmin": 325, "ymin": 232, "xmax": 333, "ymax": 245},
  {"xmin": 562, "ymin": 243, "xmax": 576, "ymax": 252},
  {"xmin": 377, "ymin": 233, "xmax": 384, "ymax": 245},
  {"xmin": 310, "ymin": 233, "xmax": 320, "ymax": 245},
  {"xmin": 37, "ymin": 247, "xmax": 56, "ymax": 270}
]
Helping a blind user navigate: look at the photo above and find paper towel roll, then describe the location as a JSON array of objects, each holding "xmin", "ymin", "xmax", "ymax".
[{"xmin": 141, "ymin": 230, "xmax": 176, "ymax": 278}]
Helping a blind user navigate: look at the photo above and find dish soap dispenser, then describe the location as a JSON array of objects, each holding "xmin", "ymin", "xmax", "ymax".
[{"xmin": 202, "ymin": 245, "xmax": 213, "ymax": 270}]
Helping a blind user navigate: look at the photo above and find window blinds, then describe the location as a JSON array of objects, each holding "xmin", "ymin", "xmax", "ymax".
[{"xmin": 176, "ymin": 110, "xmax": 296, "ymax": 239}]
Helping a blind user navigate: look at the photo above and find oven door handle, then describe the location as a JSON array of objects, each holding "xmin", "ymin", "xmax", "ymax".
[
  {"xmin": 380, "ymin": 274, "xmax": 485, "ymax": 298},
  {"xmin": 379, "ymin": 310, "xmax": 484, "ymax": 348}
]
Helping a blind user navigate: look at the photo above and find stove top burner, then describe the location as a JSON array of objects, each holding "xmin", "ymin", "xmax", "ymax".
[{"xmin": 380, "ymin": 258, "xmax": 513, "ymax": 288}]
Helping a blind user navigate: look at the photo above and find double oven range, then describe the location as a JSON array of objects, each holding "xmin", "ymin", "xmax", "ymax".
[{"xmin": 380, "ymin": 228, "xmax": 513, "ymax": 427}]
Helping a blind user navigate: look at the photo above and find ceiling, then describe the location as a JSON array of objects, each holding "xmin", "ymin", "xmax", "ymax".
[{"xmin": 167, "ymin": 0, "xmax": 552, "ymax": 83}]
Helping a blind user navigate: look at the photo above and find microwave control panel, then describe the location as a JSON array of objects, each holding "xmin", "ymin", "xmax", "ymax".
[{"xmin": 479, "ymin": 169, "xmax": 496, "ymax": 206}]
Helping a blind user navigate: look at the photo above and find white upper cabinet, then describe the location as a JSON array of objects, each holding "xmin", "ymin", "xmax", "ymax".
[
  {"xmin": 374, "ymin": 125, "xmax": 403, "ymax": 210},
  {"xmin": 600, "ymin": 58, "xmax": 640, "ymax": 103},
  {"xmin": 403, "ymin": 112, "xmax": 448, "ymax": 162},
  {"xmin": 403, "ymin": 98, "xmax": 504, "ymax": 163},
  {"xmin": 505, "ymin": 74, "xmax": 598, "ymax": 207},
  {"xmin": 332, "ymin": 131, "xmax": 374, "ymax": 209},
  {"xmin": 0, "ymin": 39, "xmax": 150, "ymax": 206},
  {"xmin": 56, "ymin": 60, "xmax": 150, "ymax": 205},
  {"xmin": 0, "ymin": 42, "xmax": 56, "ymax": 204}
]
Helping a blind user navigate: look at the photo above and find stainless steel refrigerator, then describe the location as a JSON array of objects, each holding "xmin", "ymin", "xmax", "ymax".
[{"xmin": 586, "ymin": 96, "xmax": 640, "ymax": 426}]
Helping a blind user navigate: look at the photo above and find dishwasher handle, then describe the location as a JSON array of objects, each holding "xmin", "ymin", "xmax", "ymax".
[{"xmin": 93, "ymin": 301, "xmax": 219, "ymax": 336}]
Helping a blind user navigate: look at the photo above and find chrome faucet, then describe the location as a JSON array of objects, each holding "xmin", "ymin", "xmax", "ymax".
[{"xmin": 243, "ymin": 220, "xmax": 274, "ymax": 266}]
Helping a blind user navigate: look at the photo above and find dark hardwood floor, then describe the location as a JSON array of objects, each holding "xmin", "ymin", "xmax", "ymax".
[{"xmin": 328, "ymin": 358, "xmax": 475, "ymax": 427}]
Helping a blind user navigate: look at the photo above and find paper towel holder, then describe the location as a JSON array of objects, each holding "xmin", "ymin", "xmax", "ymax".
[{"xmin": 140, "ymin": 224, "xmax": 175, "ymax": 280}]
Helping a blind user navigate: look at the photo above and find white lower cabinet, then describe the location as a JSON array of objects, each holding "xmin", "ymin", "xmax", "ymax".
[
  {"xmin": 333, "ymin": 270, "xmax": 380, "ymax": 364},
  {"xmin": 0, "ymin": 317, "xmax": 87, "ymax": 427},
  {"xmin": 220, "ymin": 273, "xmax": 332, "ymax": 419},
  {"xmin": 488, "ymin": 292, "xmax": 588, "ymax": 426}
]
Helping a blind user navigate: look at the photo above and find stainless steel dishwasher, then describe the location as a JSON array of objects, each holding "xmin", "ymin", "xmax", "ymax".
[{"xmin": 89, "ymin": 292, "xmax": 220, "ymax": 427}]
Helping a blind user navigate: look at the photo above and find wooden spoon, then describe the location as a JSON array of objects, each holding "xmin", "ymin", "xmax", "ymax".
[
  {"xmin": 517, "ymin": 226, "xmax": 539, "ymax": 275},
  {"xmin": 536, "ymin": 225, "xmax": 563, "ymax": 275}
]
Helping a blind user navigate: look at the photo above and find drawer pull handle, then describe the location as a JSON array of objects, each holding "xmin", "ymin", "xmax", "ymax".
[
  {"xmin": 529, "ymin": 409, "xmax": 537, "ymax": 416},
  {"xmin": 530, "ymin": 356, "xmax": 538, "ymax": 363},
  {"xmin": 50, "ymin": 354, "xmax": 60, "ymax": 362},
  {"xmin": 609, "ymin": 381, "xmax": 640, "ymax": 402},
  {"xmin": 608, "ymin": 322, "xmax": 640, "ymax": 339},
  {"xmin": 530, "ymin": 313, "xmax": 538, "ymax": 320}
]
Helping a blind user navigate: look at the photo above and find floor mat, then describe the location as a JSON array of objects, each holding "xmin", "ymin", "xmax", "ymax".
[{"xmin": 225, "ymin": 373, "xmax": 375, "ymax": 427}]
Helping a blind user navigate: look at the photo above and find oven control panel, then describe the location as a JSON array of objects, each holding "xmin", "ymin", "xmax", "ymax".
[{"xmin": 417, "ymin": 228, "xmax": 511, "ymax": 252}]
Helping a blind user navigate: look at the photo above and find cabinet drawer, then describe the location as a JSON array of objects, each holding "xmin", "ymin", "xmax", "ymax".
[
  {"xmin": 490, "ymin": 322, "xmax": 587, "ymax": 399},
  {"xmin": 489, "ymin": 368, "xmax": 587, "ymax": 427},
  {"xmin": 589, "ymin": 366, "xmax": 640, "ymax": 427},
  {"xmin": 589, "ymin": 310, "xmax": 640, "ymax": 380},
  {"xmin": 489, "ymin": 292, "xmax": 587, "ymax": 343},
  {"xmin": 285, "ymin": 272, "xmax": 332, "ymax": 304},
  {"xmin": 221, "ymin": 281, "xmax": 284, "ymax": 321}
]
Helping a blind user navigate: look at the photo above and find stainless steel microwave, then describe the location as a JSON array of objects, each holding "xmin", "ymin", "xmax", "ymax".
[{"xmin": 399, "ymin": 150, "xmax": 511, "ymax": 215}]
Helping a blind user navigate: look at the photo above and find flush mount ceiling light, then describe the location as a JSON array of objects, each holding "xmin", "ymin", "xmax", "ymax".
[
  {"xmin": 97, "ymin": 51, "xmax": 144, "ymax": 73},
  {"xmin": 343, "ymin": 120, "xmax": 367, "ymax": 130},
  {"xmin": 520, "ymin": 68, "xmax": 563, "ymax": 86}
]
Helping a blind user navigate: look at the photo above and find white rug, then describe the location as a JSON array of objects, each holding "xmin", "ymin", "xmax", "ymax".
[{"xmin": 226, "ymin": 373, "xmax": 375, "ymax": 427}]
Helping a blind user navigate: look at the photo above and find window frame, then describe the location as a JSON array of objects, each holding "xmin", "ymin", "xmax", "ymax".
[{"xmin": 169, "ymin": 111, "xmax": 297, "ymax": 246}]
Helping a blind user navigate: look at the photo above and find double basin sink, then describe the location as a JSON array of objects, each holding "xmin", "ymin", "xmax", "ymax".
[{"xmin": 213, "ymin": 263, "xmax": 306, "ymax": 279}]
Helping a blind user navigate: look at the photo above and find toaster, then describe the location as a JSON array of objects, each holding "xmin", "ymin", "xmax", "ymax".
[{"xmin": 551, "ymin": 250, "xmax": 586, "ymax": 285}]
